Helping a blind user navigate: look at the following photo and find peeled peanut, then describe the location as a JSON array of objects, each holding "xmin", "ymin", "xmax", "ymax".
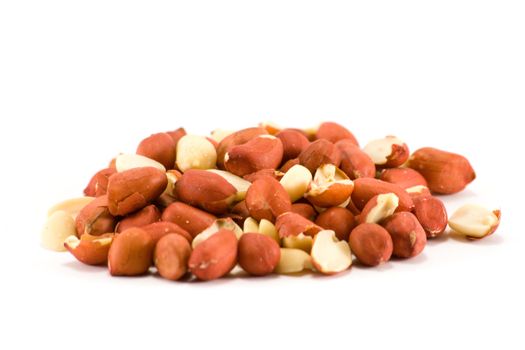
[
  {"xmin": 279, "ymin": 164, "xmax": 312, "ymax": 202},
  {"xmin": 154, "ymin": 234, "xmax": 192, "ymax": 281},
  {"xmin": 305, "ymin": 164, "xmax": 354, "ymax": 208},
  {"xmin": 448, "ymin": 204, "xmax": 500, "ymax": 239},
  {"xmin": 238, "ymin": 233, "xmax": 281, "ymax": 276},
  {"xmin": 357, "ymin": 193, "xmax": 399, "ymax": 225},
  {"xmin": 41, "ymin": 210, "xmax": 76, "ymax": 251},
  {"xmin": 210, "ymin": 129, "xmax": 234, "ymax": 143},
  {"xmin": 176, "ymin": 135, "xmax": 217, "ymax": 172},
  {"xmin": 363, "ymin": 136, "xmax": 409, "ymax": 168},
  {"xmin": 47, "ymin": 197, "xmax": 95, "ymax": 219},
  {"xmin": 282, "ymin": 234, "xmax": 314, "ymax": 253},
  {"xmin": 258, "ymin": 219, "xmax": 280, "ymax": 244},
  {"xmin": 115, "ymin": 153, "xmax": 166, "ymax": 172},
  {"xmin": 243, "ymin": 217, "xmax": 279, "ymax": 244},
  {"xmin": 275, "ymin": 248, "xmax": 313, "ymax": 274},
  {"xmin": 310, "ymin": 230, "xmax": 352, "ymax": 274}
]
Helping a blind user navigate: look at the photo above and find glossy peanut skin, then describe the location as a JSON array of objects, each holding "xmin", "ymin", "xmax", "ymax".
[
  {"xmin": 412, "ymin": 195, "xmax": 448, "ymax": 238},
  {"xmin": 277, "ymin": 129, "xmax": 310, "ymax": 162},
  {"xmin": 154, "ymin": 234, "xmax": 192, "ymax": 281},
  {"xmin": 142, "ymin": 221, "xmax": 192, "ymax": 244},
  {"xmin": 108, "ymin": 228, "xmax": 155, "ymax": 276},
  {"xmin": 238, "ymin": 233, "xmax": 280, "ymax": 276},
  {"xmin": 84, "ymin": 167, "xmax": 116, "ymax": 197},
  {"xmin": 136, "ymin": 132, "xmax": 176, "ymax": 170},
  {"xmin": 408, "ymin": 147, "xmax": 476, "ymax": 194},
  {"xmin": 161, "ymin": 202, "xmax": 217, "ymax": 238},
  {"xmin": 349, "ymin": 223, "xmax": 393, "ymax": 266},
  {"xmin": 315, "ymin": 122, "xmax": 359, "ymax": 146},
  {"xmin": 298, "ymin": 139, "xmax": 341, "ymax": 173},
  {"xmin": 107, "ymin": 167, "xmax": 168, "ymax": 216},
  {"xmin": 225, "ymin": 136, "xmax": 283, "ymax": 176},
  {"xmin": 379, "ymin": 168, "xmax": 428, "ymax": 190},
  {"xmin": 315, "ymin": 207, "xmax": 356, "ymax": 241},
  {"xmin": 115, "ymin": 204, "xmax": 161, "ymax": 233},
  {"xmin": 245, "ymin": 176, "xmax": 291, "ymax": 222},
  {"xmin": 175, "ymin": 170, "xmax": 237, "ymax": 214},
  {"xmin": 188, "ymin": 229, "xmax": 238, "ymax": 281},
  {"xmin": 336, "ymin": 140, "xmax": 375, "ymax": 180},
  {"xmin": 382, "ymin": 212, "xmax": 426, "ymax": 258},
  {"xmin": 217, "ymin": 127, "xmax": 268, "ymax": 168}
]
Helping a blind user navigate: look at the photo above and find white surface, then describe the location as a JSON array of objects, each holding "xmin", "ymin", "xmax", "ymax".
[{"xmin": 1, "ymin": 1, "xmax": 524, "ymax": 349}]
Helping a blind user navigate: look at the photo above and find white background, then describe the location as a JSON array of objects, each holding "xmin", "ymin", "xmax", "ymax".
[{"xmin": 1, "ymin": 1, "xmax": 524, "ymax": 349}]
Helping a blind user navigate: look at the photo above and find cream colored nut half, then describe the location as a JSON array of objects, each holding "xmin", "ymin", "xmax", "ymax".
[
  {"xmin": 275, "ymin": 248, "xmax": 313, "ymax": 274},
  {"xmin": 176, "ymin": 135, "xmax": 217, "ymax": 172},
  {"xmin": 363, "ymin": 193, "xmax": 399, "ymax": 224},
  {"xmin": 311, "ymin": 230, "xmax": 352, "ymax": 274},
  {"xmin": 406, "ymin": 185, "xmax": 429, "ymax": 194},
  {"xmin": 448, "ymin": 204, "xmax": 500, "ymax": 238},
  {"xmin": 210, "ymin": 129, "xmax": 234, "ymax": 143},
  {"xmin": 309, "ymin": 164, "xmax": 352, "ymax": 194},
  {"xmin": 116, "ymin": 154, "xmax": 166, "ymax": 172},
  {"xmin": 41, "ymin": 210, "xmax": 76, "ymax": 252},
  {"xmin": 47, "ymin": 197, "xmax": 95, "ymax": 219},
  {"xmin": 363, "ymin": 136, "xmax": 405, "ymax": 165},
  {"xmin": 282, "ymin": 233, "xmax": 313, "ymax": 253},
  {"xmin": 279, "ymin": 164, "xmax": 312, "ymax": 202},
  {"xmin": 243, "ymin": 217, "xmax": 279, "ymax": 244}
]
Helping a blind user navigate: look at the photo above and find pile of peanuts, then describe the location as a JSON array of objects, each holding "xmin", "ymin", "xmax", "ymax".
[{"xmin": 42, "ymin": 122, "xmax": 501, "ymax": 281}]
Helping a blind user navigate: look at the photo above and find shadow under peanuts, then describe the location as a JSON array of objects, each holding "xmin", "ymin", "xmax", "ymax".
[
  {"xmin": 448, "ymin": 230, "xmax": 504, "ymax": 246},
  {"xmin": 62, "ymin": 260, "xmax": 108, "ymax": 274}
]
